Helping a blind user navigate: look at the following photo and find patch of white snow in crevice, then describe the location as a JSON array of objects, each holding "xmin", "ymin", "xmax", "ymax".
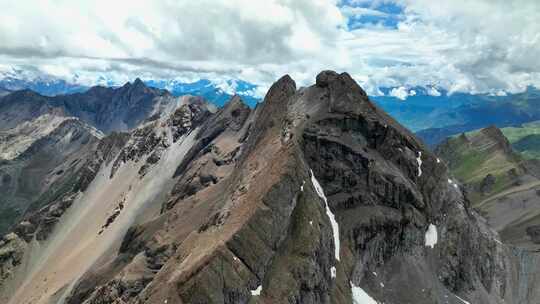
[
  {"xmin": 351, "ymin": 282, "xmax": 378, "ymax": 304},
  {"xmin": 448, "ymin": 178, "xmax": 459, "ymax": 189},
  {"xmin": 251, "ymin": 285, "xmax": 262, "ymax": 296},
  {"xmin": 425, "ymin": 224, "xmax": 438, "ymax": 248},
  {"xmin": 331, "ymin": 266, "xmax": 337, "ymax": 278},
  {"xmin": 310, "ymin": 169, "xmax": 340, "ymax": 261},
  {"xmin": 416, "ymin": 151, "xmax": 423, "ymax": 177},
  {"xmin": 455, "ymin": 294, "xmax": 471, "ymax": 304}
]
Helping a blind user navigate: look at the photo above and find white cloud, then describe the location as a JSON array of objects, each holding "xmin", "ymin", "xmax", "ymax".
[
  {"xmin": 340, "ymin": 6, "xmax": 388, "ymax": 18},
  {"xmin": 0, "ymin": 0, "xmax": 538, "ymax": 96},
  {"xmin": 389, "ymin": 86, "xmax": 412, "ymax": 100},
  {"xmin": 0, "ymin": 0, "xmax": 346, "ymax": 88}
]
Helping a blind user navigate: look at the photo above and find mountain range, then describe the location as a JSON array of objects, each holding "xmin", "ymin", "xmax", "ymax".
[
  {"xmin": 0, "ymin": 70, "xmax": 261, "ymax": 108},
  {"xmin": 0, "ymin": 71, "xmax": 540, "ymax": 303},
  {"xmin": 4, "ymin": 71, "xmax": 540, "ymax": 147},
  {"xmin": 414, "ymin": 87, "xmax": 540, "ymax": 146}
]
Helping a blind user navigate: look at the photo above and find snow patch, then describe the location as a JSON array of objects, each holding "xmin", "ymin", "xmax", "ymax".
[
  {"xmin": 427, "ymin": 86, "xmax": 442, "ymax": 97},
  {"xmin": 310, "ymin": 170, "xmax": 340, "ymax": 261},
  {"xmin": 455, "ymin": 294, "xmax": 471, "ymax": 304},
  {"xmin": 331, "ymin": 266, "xmax": 337, "ymax": 278},
  {"xmin": 251, "ymin": 285, "xmax": 262, "ymax": 296},
  {"xmin": 416, "ymin": 151, "xmax": 423, "ymax": 177},
  {"xmin": 351, "ymin": 282, "xmax": 378, "ymax": 304},
  {"xmin": 425, "ymin": 224, "xmax": 438, "ymax": 248},
  {"xmin": 448, "ymin": 179, "xmax": 459, "ymax": 189}
]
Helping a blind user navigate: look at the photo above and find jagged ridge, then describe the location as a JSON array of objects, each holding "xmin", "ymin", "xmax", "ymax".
[{"xmin": 0, "ymin": 71, "xmax": 538, "ymax": 304}]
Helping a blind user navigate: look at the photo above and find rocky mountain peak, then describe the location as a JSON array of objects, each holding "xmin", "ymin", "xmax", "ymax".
[
  {"xmin": 132, "ymin": 77, "xmax": 144, "ymax": 87},
  {"xmin": 1, "ymin": 72, "xmax": 538, "ymax": 304},
  {"xmin": 479, "ymin": 125, "xmax": 513, "ymax": 153},
  {"xmin": 264, "ymin": 74, "xmax": 296, "ymax": 105}
]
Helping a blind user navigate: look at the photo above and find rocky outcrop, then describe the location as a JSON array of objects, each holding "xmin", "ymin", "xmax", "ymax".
[
  {"xmin": 0, "ymin": 233, "xmax": 26, "ymax": 284},
  {"xmin": 2, "ymin": 71, "xmax": 539, "ymax": 304},
  {"xmin": 111, "ymin": 98, "xmax": 214, "ymax": 179}
]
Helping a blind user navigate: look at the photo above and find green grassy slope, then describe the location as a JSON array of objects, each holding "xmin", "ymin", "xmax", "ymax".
[
  {"xmin": 436, "ymin": 127, "xmax": 526, "ymax": 204},
  {"xmin": 500, "ymin": 121, "xmax": 540, "ymax": 159}
]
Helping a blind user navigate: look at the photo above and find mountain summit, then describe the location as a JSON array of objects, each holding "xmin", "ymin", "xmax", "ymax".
[{"xmin": 0, "ymin": 71, "xmax": 538, "ymax": 303}]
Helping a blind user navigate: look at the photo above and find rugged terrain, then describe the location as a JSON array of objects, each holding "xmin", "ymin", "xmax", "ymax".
[
  {"xmin": 0, "ymin": 71, "xmax": 539, "ymax": 303},
  {"xmin": 436, "ymin": 126, "xmax": 540, "ymax": 252},
  {"xmin": 0, "ymin": 79, "xmax": 188, "ymax": 135},
  {"xmin": 0, "ymin": 82, "xmax": 211, "ymax": 234}
]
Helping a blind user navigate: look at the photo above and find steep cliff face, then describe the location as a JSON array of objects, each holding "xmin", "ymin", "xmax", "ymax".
[{"xmin": 0, "ymin": 71, "xmax": 537, "ymax": 304}]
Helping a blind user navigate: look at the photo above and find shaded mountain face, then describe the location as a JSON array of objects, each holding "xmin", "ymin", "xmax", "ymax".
[
  {"xmin": 0, "ymin": 71, "xmax": 539, "ymax": 304},
  {"xmin": 49, "ymin": 78, "xmax": 180, "ymax": 134},
  {"xmin": 0, "ymin": 119, "xmax": 112, "ymax": 235},
  {"xmin": 436, "ymin": 126, "xmax": 540, "ymax": 250},
  {"xmin": 0, "ymin": 87, "xmax": 10, "ymax": 97},
  {"xmin": 0, "ymin": 79, "xmax": 186, "ymax": 135}
]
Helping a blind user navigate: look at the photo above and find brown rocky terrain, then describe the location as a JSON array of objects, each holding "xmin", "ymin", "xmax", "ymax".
[{"xmin": 1, "ymin": 71, "xmax": 539, "ymax": 303}]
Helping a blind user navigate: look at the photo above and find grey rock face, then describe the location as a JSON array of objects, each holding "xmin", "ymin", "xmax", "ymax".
[
  {"xmin": 0, "ymin": 233, "xmax": 26, "ymax": 284},
  {"xmin": 0, "ymin": 118, "xmax": 106, "ymax": 235},
  {"xmin": 1, "ymin": 71, "xmax": 539, "ymax": 304},
  {"xmin": 0, "ymin": 80, "xmax": 178, "ymax": 135}
]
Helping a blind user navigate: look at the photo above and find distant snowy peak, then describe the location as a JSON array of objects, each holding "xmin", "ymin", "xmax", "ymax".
[
  {"xmin": 0, "ymin": 68, "xmax": 88, "ymax": 96},
  {"xmin": 144, "ymin": 78, "xmax": 262, "ymax": 107},
  {"xmin": 0, "ymin": 69, "xmax": 263, "ymax": 107}
]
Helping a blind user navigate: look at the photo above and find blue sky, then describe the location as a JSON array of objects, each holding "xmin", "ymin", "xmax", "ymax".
[
  {"xmin": 0, "ymin": 0, "xmax": 538, "ymax": 99},
  {"xmin": 339, "ymin": 0, "xmax": 404, "ymax": 29}
]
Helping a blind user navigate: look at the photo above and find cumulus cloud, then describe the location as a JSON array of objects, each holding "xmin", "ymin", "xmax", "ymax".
[
  {"xmin": 390, "ymin": 86, "xmax": 415, "ymax": 100},
  {"xmin": 0, "ymin": 0, "xmax": 538, "ymax": 96},
  {"xmin": 0, "ymin": 0, "xmax": 346, "ymax": 88}
]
